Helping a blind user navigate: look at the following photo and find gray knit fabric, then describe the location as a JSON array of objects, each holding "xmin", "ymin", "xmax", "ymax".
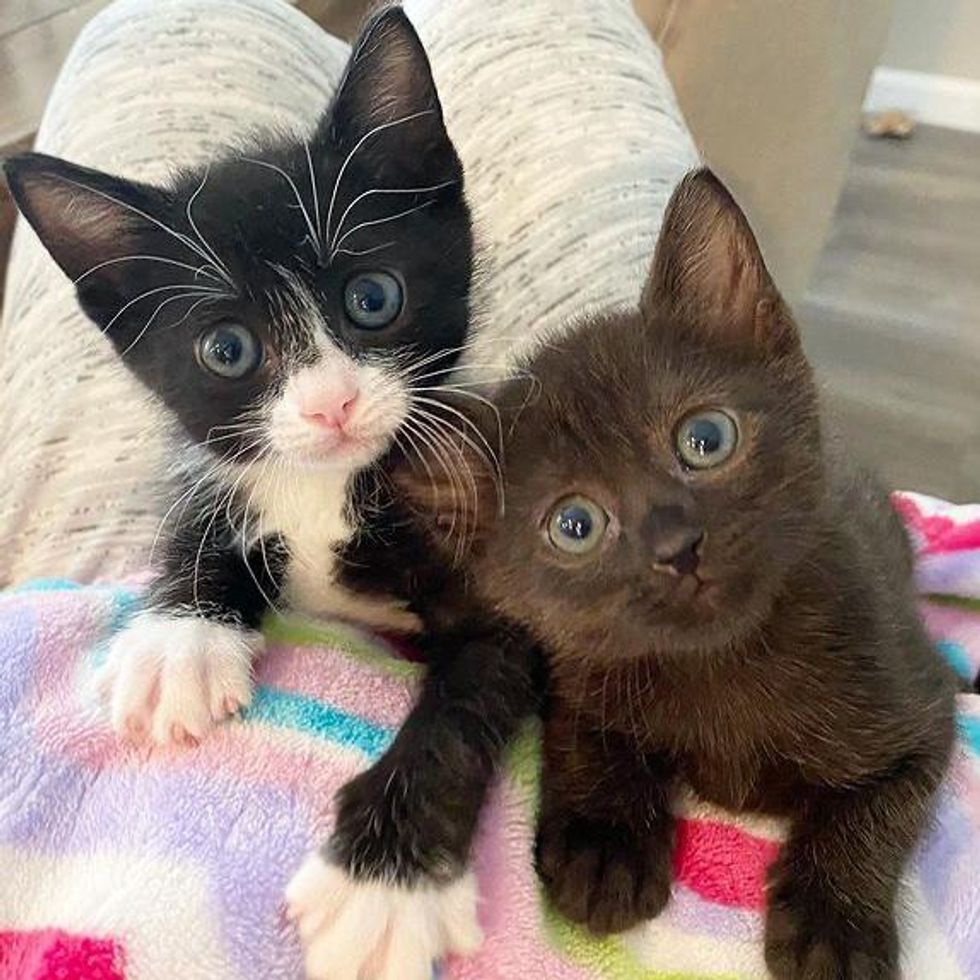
[{"xmin": 0, "ymin": 0, "xmax": 696, "ymax": 585}]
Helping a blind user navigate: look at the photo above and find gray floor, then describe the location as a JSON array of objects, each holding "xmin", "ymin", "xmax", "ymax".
[{"xmin": 799, "ymin": 125, "xmax": 979, "ymax": 503}]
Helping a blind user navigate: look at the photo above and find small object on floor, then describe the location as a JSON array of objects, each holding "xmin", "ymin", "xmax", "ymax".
[{"xmin": 864, "ymin": 109, "xmax": 916, "ymax": 139}]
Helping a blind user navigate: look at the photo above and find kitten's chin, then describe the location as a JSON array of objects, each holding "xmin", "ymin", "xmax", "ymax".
[{"xmin": 276, "ymin": 432, "xmax": 392, "ymax": 472}]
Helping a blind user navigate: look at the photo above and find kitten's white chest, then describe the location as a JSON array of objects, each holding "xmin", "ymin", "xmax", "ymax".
[{"xmin": 243, "ymin": 467, "xmax": 419, "ymax": 634}]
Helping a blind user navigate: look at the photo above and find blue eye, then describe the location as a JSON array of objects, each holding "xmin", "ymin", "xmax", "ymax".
[
  {"xmin": 676, "ymin": 409, "xmax": 739, "ymax": 469},
  {"xmin": 546, "ymin": 495, "xmax": 610, "ymax": 556},
  {"xmin": 343, "ymin": 271, "xmax": 403, "ymax": 329},
  {"xmin": 197, "ymin": 323, "xmax": 262, "ymax": 379}
]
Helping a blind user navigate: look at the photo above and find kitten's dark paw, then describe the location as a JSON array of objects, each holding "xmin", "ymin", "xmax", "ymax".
[
  {"xmin": 535, "ymin": 813, "xmax": 672, "ymax": 935},
  {"xmin": 330, "ymin": 761, "xmax": 460, "ymax": 884},
  {"xmin": 765, "ymin": 881, "xmax": 898, "ymax": 980}
]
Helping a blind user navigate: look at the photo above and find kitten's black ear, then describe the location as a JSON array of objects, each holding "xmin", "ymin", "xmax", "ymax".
[
  {"xmin": 4, "ymin": 153, "xmax": 172, "ymax": 283},
  {"xmin": 642, "ymin": 169, "xmax": 797, "ymax": 354},
  {"xmin": 328, "ymin": 6, "xmax": 459, "ymax": 182},
  {"xmin": 3, "ymin": 153, "xmax": 182, "ymax": 325}
]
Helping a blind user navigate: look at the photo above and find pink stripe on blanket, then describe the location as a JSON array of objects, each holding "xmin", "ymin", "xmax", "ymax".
[
  {"xmin": 0, "ymin": 929, "xmax": 126, "ymax": 980},
  {"xmin": 673, "ymin": 817, "xmax": 781, "ymax": 910},
  {"xmin": 258, "ymin": 644, "xmax": 416, "ymax": 728},
  {"xmin": 893, "ymin": 494, "xmax": 980, "ymax": 556}
]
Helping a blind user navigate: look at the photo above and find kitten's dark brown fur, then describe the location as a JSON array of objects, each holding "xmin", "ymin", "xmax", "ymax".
[{"xmin": 394, "ymin": 170, "xmax": 958, "ymax": 978}]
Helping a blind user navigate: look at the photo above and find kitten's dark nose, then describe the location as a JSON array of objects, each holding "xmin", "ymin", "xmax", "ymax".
[{"xmin": 650, "ymin": 527, "xmax": 704, "ymax": 577}]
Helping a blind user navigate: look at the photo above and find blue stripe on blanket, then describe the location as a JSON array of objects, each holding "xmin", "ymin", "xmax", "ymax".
[
  {"xmin": 938, "ymin": 640, "xmax": 974, "ymax": 680},
  {"xmin": 958, "ymin": 715, "xmax": 980, "ymax": 758},
  {"xmin": 244, "ymin": 687, "xmax": 394, "ymax": 758}
]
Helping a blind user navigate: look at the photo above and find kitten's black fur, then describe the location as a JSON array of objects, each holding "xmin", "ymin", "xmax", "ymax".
[{"xmin": 382, "ymin": 170, "xmax": 959, "ymax": 979}]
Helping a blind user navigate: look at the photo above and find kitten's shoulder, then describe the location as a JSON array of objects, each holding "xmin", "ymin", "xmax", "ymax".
[{"xmin": 820, "ymin": 431, "xmax": 914, "ymax": 581}]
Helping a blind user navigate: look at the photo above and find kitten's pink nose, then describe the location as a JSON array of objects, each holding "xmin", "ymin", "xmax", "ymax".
[{"xmin": 297, "ymin": 376, "xmax": 359, "ymax": 432}]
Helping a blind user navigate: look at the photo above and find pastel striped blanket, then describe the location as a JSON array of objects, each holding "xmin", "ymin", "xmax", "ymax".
[{"xmin": 1, "ymin": 492, "xmax": 978, "ymax": 980}]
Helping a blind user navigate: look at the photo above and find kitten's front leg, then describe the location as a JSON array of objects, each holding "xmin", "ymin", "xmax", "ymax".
[
  {"xmin": 286, "ymin": 623, "xmax": 539, "ymax": 980},
  {"xmin": 97, "ymin": 512, "xmax": 283, "ymax": 745},
  {"xmin": 765, "ymin": 745, "xmax": 951, "ymax": 980},
  {"xmin": 536, "ymin": 699, "xmax": 676, "ymax": 935}
]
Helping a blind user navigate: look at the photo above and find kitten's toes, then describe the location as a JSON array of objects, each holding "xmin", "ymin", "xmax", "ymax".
[
  {"xmin": 99, "ymin": 611, "xmax": 261, "ymax": 746},
  {"xmin": 286, "ymin": 851, "xmax": 481, "ymax": 980},
  {"xmin": 765, "ymin": 879, "xmax": 898, "ymax": 980},
  {"xmin": 536, "ymin": 814, "xmax": 672, "ymax": 935}
]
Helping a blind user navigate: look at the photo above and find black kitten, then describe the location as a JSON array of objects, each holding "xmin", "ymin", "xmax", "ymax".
[
  {"xmin": 375, "ymin": 170, "xmax": 958, "ymax": 980},
  {"xmin": 4, "ymin": 7, "xmax": 472, "ymax": 745}
]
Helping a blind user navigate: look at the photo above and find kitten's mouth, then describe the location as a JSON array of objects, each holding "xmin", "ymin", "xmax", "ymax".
[{"xmin": 290, "ymin": 429, "xmax": 388, "ymax": 468}]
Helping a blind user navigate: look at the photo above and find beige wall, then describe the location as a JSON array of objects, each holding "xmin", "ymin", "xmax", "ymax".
[
  {"xmin": 632, "ymin": 0, "xmax": 893, "ymax": 300},
  {"xmin": 881, "ymin": 0, "xmax": 980, "ymax": 80}
]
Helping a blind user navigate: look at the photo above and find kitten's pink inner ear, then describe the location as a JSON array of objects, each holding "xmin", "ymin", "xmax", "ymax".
[
  {"xmin": 642, "ymin": 169, "xmax": 795, "ymax": 353},
  {"xmin": 9, "ymin": 169, "xmax": 144, "ymax": 283}
]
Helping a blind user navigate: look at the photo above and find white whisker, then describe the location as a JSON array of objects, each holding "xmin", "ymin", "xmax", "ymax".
[
  {"xmin": 323, "ymin": 109, "xmax": 437, "ymax": 246},
  {"xmin": 329, "ymin": 178, "xmax": 456, "ymax": 253},
  {"xmin": 330, "ymin": 200, "xmax": 436, "ymax": 261},
  {"xmin": 119, "ymin": 292, "xmax": 219, "ymax": 358},
  {"xmin": 101, "ymin": 283, "xmax": 223, "ymax": 335},
  {"xmin": 304, "ymin": 140, "xmax": 322, "ymax": 246},
  {"xmin": 185, "ymin": 166, "xmax": 235, "ymax": 286},
  {"xmin": 242, "ymin": 155, "xmax": 321, "ymax": 261}
]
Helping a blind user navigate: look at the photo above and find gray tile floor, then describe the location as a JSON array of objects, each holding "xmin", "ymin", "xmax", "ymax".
[{"xmin": 800, "ymin": 126, "xmax": 979, "ymax": 503}]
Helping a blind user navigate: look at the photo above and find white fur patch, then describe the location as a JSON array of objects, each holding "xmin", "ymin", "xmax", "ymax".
[
  {"xmin": 96, "ymin": 611, "xmax": 263, "ymax": 745},
  {"xmin": 285, "ymin": 853, "xmax": 482, "ymax": 980},
  {"xmin": 242, "ymin": 464, "xmax": 422, "ymax": 634}
]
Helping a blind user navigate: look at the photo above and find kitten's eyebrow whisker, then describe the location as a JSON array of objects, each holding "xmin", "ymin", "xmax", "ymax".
[
  {"xmin": 304, "ymin": 140, "xmax": 322, "ymax": 246},
  {"xmin": 332, "ymin": 241, "xmax": 396, "ymax": 259},
  {"xmin": 72, "ymin": 254, "xmax": 222, "ymax": 286},
  {"xmin": 101, "ymin": 283, "xmax": 224, "ymax": 336},
  {"xmin": 328, "ymin": 178, "xmax": 456, "ymax": 254},
  {"xmin": 119, "ymin": 292, "xmax": 219, "ymax": 358},
  {"xmin": 185, "ymin": 165, "xmax": 236, "ymax": 286},
  {"xmin": 329, "ymin": 200, "xmax": 437, "ymax": 264},
  {"xmin": 323, "ymin": 108, "xmax": 436, "ymax": 247},
  {"xmin": 241, "ymin": 156, "xmax": 321, "ymax": 262}
]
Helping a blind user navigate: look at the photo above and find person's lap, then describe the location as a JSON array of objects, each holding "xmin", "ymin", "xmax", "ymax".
[{"xmin": 0, "ymin": 0, "xmax": 348, "ymax": 585}]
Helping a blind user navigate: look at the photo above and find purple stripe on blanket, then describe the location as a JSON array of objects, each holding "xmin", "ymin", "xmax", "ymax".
[
  {"xmin": 916, "ymin": 787, "xmax": 980, "ymax": 978},
  {"xmin": 0, "ymin": 600, "xmax": 38, "ymax": 718},
  {"xmin": 0, "ymin": 735, "xmax": 308, "ymax": 980},
  {"xmin": 661, "ymin": 883, "xmax": 763, "ymax": 943}
]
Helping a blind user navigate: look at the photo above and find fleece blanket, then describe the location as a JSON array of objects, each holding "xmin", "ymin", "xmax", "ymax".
[{"xmin": 1, "ymin": 491, "xmax": 978, "ymax": 980}]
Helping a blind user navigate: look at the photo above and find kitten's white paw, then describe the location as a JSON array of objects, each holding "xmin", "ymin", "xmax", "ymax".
[
  {"xmin": 97, "ymin": 611, "xmax": 262, "ymax": 745},
  {"xmin": 286, "ymin": 853, "xmax": 482, "ymax": 980}
]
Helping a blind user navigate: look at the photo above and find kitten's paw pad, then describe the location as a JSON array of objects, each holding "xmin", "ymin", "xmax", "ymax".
[
  {"xmin": 97, "ymin": 612, "xmax": 262, "ymax": 746},
  {"xmin": 286, "ymin": 853, "xmax": 482, "ymax": 980},
  {"xmin": 765, "ymin": 883, "xmax": 898, "ymax": 980},
  {"xmin": 536, "ymin": 814, "xmax": 672, "ymax": 935}
]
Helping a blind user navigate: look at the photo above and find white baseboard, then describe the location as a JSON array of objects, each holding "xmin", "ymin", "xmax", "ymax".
[{"xmin": 864, "ymin": 67, "xmax": 980, "ymax": 134}]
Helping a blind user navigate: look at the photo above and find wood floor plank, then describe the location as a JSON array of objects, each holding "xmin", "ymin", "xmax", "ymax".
[
  {"xmin": 0, "ymin": 1, "xmax": 91, "ymax": 40},
  {"xmin": 801, "ymin": 125, "xmax": 980, "ymax": 502},
  {"xmin": 0, "ymin": 0, "xmax": 113, "ymax": 149}
]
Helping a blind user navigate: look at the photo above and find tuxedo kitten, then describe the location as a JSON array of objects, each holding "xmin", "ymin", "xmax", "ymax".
[
  {"xmin": 390, "ymin": 170, "xmax": 958, "ymax": 979},
  {"xmin": 4, "ymin": 8, "xmax": 473, "ymax": 747}
]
